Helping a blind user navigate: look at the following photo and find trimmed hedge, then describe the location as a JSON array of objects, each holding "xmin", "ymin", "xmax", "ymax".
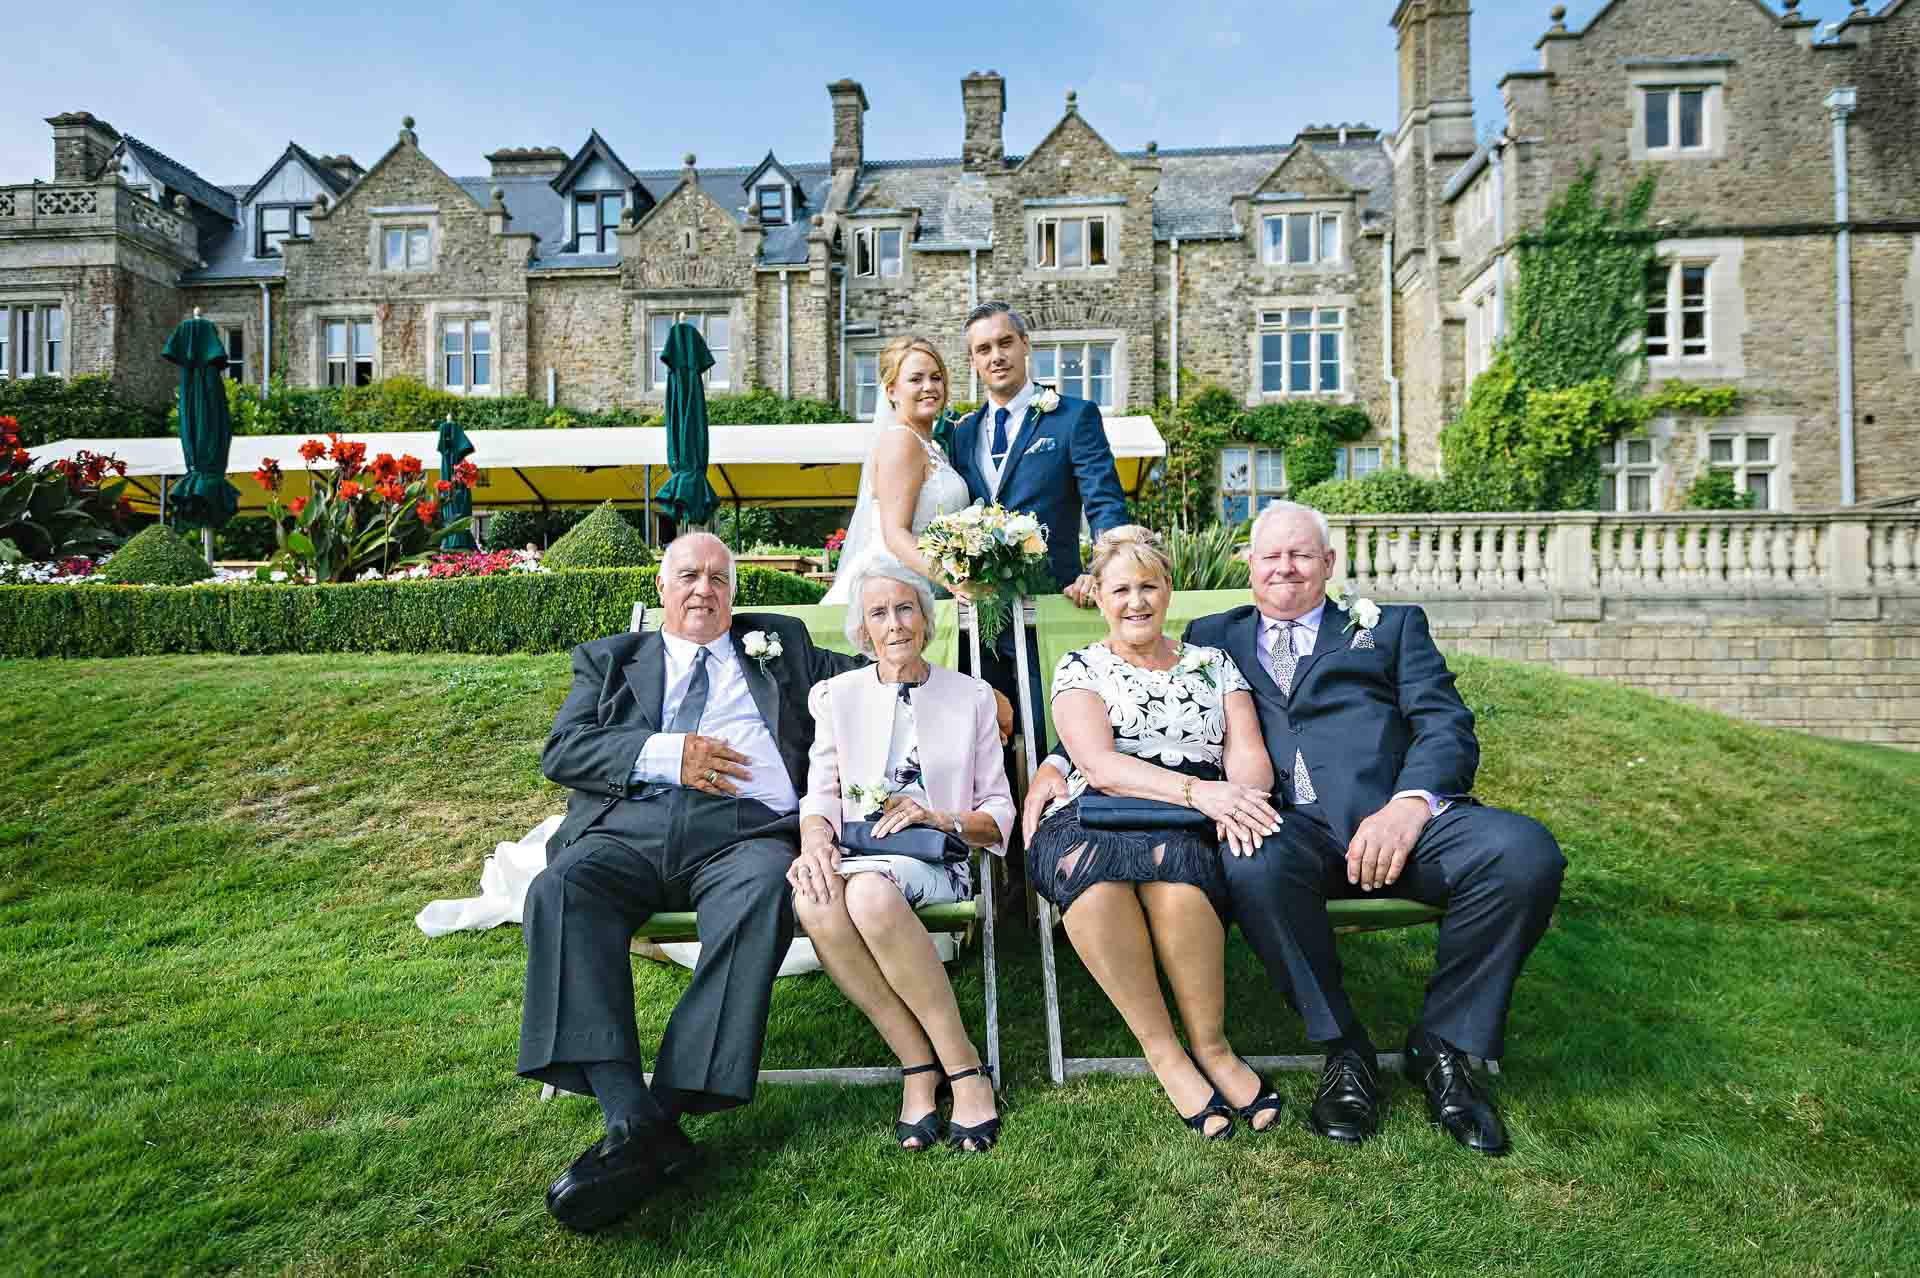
[
  {"xmin": 543, "ymin": 502, "xmax": 651, "ymax": 571},
  {"xmin": 97, "ymin": 525, "xmax": 214, "ymax": 585},
  {"xmin": 0, "ymin": 565, "xmax": 824, "ymax": 659}
]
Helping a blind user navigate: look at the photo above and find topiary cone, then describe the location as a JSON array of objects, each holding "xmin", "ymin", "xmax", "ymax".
[
  {"xmin": 97, "ymin": 524, "xmax": 216, "ymax": 585},
  {"xmin": 541, "ymin": 501, "xmax": 651, "ymax": 572}
]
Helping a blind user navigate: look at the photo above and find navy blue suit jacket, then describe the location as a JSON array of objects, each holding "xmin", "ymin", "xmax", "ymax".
[
  {"xmin": 952, "ymin": 391, "xmax": 1129, "ymax": 591},
  {"xmin": 1182, "ymin": 601, "xmax": 1479, "ymax": 847}
]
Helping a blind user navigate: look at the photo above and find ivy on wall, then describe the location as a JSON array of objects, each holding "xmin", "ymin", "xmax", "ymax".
[{"xmin": 1439, "ymin": 164, "xmax": 1739, "ymax": 511}]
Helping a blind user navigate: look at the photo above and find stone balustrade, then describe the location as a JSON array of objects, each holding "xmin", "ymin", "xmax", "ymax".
[
  {"xmin": 1328, "ymin": 507, "xmax": 1920, "ymax": 624},
  {"xmin": 0, "ymin": 181, "xmax": 200, "ymax": 258}
]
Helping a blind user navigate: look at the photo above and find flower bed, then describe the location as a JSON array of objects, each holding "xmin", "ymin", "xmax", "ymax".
[{"xmin": 0, "ymin": 564, "xmax": 824, "ymax": 659}]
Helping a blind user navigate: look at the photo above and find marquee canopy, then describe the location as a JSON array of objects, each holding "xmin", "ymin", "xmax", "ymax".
[{"xmin": 30, "ymin": 418, "xmax": 1167, "ymax": 516}]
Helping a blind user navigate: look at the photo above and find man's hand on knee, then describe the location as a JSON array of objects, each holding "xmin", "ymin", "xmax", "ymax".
[
  {"xmin": 1346, "ymin": 795, "xmax": 1430, "ymax": 891},
  {"xmin": 681, "ymin": 735, "xmax": 752, "ymax": 795}
]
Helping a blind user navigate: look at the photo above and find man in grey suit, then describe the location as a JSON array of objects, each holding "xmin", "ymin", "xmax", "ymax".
[{"xmin": 518, "ymin": 531, "xmax": 863, "ymax": 1232}]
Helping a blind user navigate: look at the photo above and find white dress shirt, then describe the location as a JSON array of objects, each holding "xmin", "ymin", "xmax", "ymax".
[
  {"xmin": 976, "ymin": 379, "xmax": 1036, "ymax": 496},
  {"xmin": 1260, "ymin": 601, "xmax": 1449, "ymax": 817},
  {"xmin": 631, "ymin": 630, "xmax": 799, "ymax": 814}
]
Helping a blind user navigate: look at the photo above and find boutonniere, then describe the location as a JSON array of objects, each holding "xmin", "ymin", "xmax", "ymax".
[
  {"xmin": 741, "ymin": 629, "xmax": 783, "ymax": 674},
  {"xmin": 846, "ymin": 778, "xmax": 895, "ymax": 818},
  {"xmin": 1174, "ymin": 644, "xmax": 1217, "ymax": 689},
  {"xmin": 1031, "ymin": 385, "xmax": 1061, "ymax": 416},
  {"xmin": 1327, "ymin": 587, "xmax": 1381, "ymax": 645}
]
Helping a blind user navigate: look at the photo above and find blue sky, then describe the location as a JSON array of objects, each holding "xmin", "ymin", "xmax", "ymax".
[{"xmin": 2, "ymin": 1, "xmax": 1858, "ymax": 186}]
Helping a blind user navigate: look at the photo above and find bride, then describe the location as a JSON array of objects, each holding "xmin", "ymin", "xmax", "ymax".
[{"xmin": 824, "ymin": 335, "xmax": 975, "ymax": 604}]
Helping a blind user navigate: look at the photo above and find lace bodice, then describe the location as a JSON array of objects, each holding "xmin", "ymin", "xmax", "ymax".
[{"xmin": 825, "ymin": 426, "xmax": 973, "ymax": 603}]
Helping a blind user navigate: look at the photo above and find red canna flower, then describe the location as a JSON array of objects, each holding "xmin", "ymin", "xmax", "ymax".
[
  {"xmin": 415, "ymin": 498, "xmax": 440, "ymax": 522},
  {"xmin": 434, "ymin": 479, "xmax": 453, "ymax": 495},
  {"xmin": 377, "ymin": 480, "xmax": 407, "ymax": 504},
  {"xmin": 112, "ymin": 458, "xmax": 128, "ymax": 476},
  {"xmin": 338, "ymin": 480, "xmax": 364, "ymax": 500},
  {"xmin": 329, "ymin": 435, "xmax": 367, "ymax": 471},
  {"xmin": 452, "ymin": 460, "xmax": 480, "ymax": 489},
  {"xmin": 254, "ymin": 458, "xmax": 283, "ymax": 492},
  {"xmin": 298, "ymin": 438, "xmax": 327, "ymax": 463},
  {"xmin": 398, "ymin": 454, "xmax": 424, "ymax": 477},
  {"xmin": 287, "ymin": 496, "xmax": 308, "ymax": 516},
  {"xmin": 9, "ymin": 448, "xmax": 28, "ymax": 468},
  {"xmin": 371, "ymin": 453, "xmax": 401, "ymax": 482}
]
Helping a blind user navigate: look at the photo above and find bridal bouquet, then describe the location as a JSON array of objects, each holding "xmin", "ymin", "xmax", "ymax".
[{"xmin": 918, "ymin": 501, "xmax": 1051, "ymax": 647}]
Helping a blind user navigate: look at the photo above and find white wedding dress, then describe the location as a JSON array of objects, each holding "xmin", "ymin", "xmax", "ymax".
[{"xmin": 824, "ymin": 402, "xmax": 973, "ymax": 605}]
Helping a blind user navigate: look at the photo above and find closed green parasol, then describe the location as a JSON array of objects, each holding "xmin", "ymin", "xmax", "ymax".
[
  {"xmin": 652, "ymin": 321, "xmax": 720, "ymax": 526},
  {"xmin": 436, "ymin": 416, "xmax": 478, "ymax": 550},
  {"xmin": 161, "ymin": 314, "xmax": 240, "ymax": 531}
]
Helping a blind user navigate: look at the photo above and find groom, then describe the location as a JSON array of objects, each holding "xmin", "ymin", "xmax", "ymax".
[
  {"xmin": 518, "ymin": 531, "xmax": 865, "ymax": 1231},
  {"xmin": 951, "ymin": 301, "xmax": 1129, "ymax": 733}
]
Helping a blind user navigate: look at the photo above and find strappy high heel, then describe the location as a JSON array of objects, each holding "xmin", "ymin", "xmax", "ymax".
[
  {"xmin": 1226, "ymin": 1055, "xmax": 1283, "ymax": 1132},
  {"xmin": 943, "ymin": 1065, "xmax": 1002, "ymax": 1153},
  {"xmin": 894, "ymin": 1062, "xmax": 947, "ymax": 1151},
  {"xmin": 1179, "ymin": 1086, "xmax": 1236, "ymax": 1141}
]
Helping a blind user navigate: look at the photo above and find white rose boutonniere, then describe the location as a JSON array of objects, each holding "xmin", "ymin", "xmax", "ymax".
[
  {"xmin": 1032, "ymin": 385, "xmax": 1061, "ymax": 416},
  {"xmin": 845, "ymin": 779, "xmax": 895, "ymax": 818},
  {"xmin": 1174, "ymin": 644, "xmax": 1217, "ymax": 690},
  {"xmin": 1345, "ymin": 598, "xmax": 1382, "ymax": 632},
  {"xmin": 741, "ymin": 629, "xmax": 783, "ymax": 674}
]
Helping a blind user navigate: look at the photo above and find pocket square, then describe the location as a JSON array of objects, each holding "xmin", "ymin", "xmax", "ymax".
[
  {"xmin": 1023, "ymin": 436, "xmax": 1058, "ymax": 455},
  {"xmin": 1349, "ymin": 628, "xmax": 1376, "ymax": 650}
]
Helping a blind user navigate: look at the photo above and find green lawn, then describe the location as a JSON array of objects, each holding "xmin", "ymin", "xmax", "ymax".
[{"xmin": 2, "ymin": 652, "xmax": 1916, "ymax": 1277}]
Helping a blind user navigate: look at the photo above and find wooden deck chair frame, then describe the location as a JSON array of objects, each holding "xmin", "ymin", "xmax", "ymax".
[
  {"xmin": 1003, "ymin": 598, "xmax": 1496, "ymax": 1085},
  {"xmin": 541, "ymin": 598, "xmax": 1001, "ymax": 1100}
]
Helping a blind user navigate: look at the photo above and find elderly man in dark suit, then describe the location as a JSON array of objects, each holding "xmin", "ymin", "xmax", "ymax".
[
  {"xmin": 517, "ymin": 531, "xmax": 865, "ymax": 1231},
  {"xmin": 1027, "ymin": 502, "xmax": 1564, "ymax": 1155}
]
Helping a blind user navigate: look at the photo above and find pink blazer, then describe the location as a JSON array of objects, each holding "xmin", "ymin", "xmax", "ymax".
[{"xmin": 800, "ymin": 663, "xmax": 1015, "ymax": 854}]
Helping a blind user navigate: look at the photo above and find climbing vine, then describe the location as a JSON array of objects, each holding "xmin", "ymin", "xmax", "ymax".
[{"xmin": 1440, "ymin": 164, "xmax": 1738, "ymax": 511}]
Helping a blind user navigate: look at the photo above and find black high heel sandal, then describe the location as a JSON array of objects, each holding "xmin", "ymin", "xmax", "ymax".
[
  {"xmin": 1179, "ymin": 1087, "xmax": 1236, "ymax": 1141},
  {"xmin": 943, "ymin": 1065, "xmax": 1002, "ymax": 1153},
  {"xmin": 1225, "ymin": 1055, "xmax": 1283, "ymax": 1132},
  {"xmin": 895, "ymin": 1062, "xmax": 948, "ymax": 1151}
]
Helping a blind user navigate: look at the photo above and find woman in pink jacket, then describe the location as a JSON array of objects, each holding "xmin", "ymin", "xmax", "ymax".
[{"xmin": 791, "ymin": 559, "xmax": 1014, "ymax": 1154}]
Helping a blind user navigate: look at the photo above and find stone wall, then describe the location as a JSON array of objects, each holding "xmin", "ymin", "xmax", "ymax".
[
  {"xmin": 526, "ymin": 271, "xmax": 628, "ymax": 411},
  {"xmin": 1432, "ymin": 620, "xmax": 1920, "ymax": 750}
]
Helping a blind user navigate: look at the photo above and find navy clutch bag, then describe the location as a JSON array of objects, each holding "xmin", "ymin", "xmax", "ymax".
[
  {"xmin": 838, "ymin": 819, "xmax": 970, "ymax": 865},
  {"xmin": 1077, "ymin": 793, "xmax": 1215, "ymax": 833}
]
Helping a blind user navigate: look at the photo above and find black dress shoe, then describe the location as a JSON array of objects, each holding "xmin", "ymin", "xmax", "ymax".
[
  {"xmin": 1403, "ymin": 1034, "xmax": 1509, "ymax": 1157},
  {"xmin": 1309, "ymin": 1048, "xmax": 1381, "ymax": 1144},
  {"xmin": 546, "ymin": 1117, "xmax": 699, "ymax": 1233}
]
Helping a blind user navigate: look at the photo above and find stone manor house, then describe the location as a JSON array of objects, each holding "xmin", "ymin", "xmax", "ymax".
[{"xmin": 2, "ymin": 0, "xmax": 1917, "ymax": 520}]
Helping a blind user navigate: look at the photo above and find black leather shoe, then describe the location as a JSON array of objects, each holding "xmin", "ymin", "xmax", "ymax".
[
  {"xmin": 1309, "ymin": 1048, "xmax": 1381, "ymax": 1144},
  {"xmin": 1404, "ymin": 1034, "xmax": 1509, "ymax": 1157},
  {"xmin": 545, "ymin": 1117, "xmax": 698, "ymax": 1233}
]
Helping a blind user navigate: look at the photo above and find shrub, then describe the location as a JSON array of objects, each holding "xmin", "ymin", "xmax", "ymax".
[
  {"xmin": 253, "ymin": 438, "xmax": 475, "ymax": 583},
  {"xmin": 1292, "ymin": 469, "xmax": 1445, "ymax": 516},
  {"xmin": 1683, "ymin": 468, "xmax": 1756, "ymax": 510},
  {"xmin": 1163, "ymin": 524, "xmax": 1249, "ymax": 592},
  {"xmin": 0, "ymin": 374, "xmax": 168, "ymax": 447},
  {"xmin": 1, "ymin": 430, "xmax": 132, "ymax": 560},
  {"xmin": 0, "ymin": 565, "xmax": 823, "ymax": 658},
  {"xmin": 96, "ymin": 525, "xmax": 214, "ymax": 585},
  {"xmin": 543, "ymin": 501, "xmax": 652, "ymax": 571}
]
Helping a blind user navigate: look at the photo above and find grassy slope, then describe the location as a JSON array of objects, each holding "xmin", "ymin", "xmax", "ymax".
[{"xmin": 0, "ymin": 652, "xmax": 1916, "ymax": 1277}]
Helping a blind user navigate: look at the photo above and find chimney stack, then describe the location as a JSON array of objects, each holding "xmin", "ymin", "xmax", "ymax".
[
  {"xmin": 828, "ymin": 79, "xmax": 868, "ymax": 179},
  {"xmin": 46, "ymin": 112, "xmax": 120, "ymax": 182},
  {"xmin": 486, "ymin": 146, "xmax": 569, "ymax": 180},
  {"xmin": 318, "ymin": 154, "xmax": 365, "ymax": 186},
  {"xmin": 961, "ymin": 72, "xmax": 1005, "ymax": 172}
]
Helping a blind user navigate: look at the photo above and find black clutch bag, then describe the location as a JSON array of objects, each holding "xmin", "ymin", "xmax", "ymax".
[
  {"xmin": 838, "ymin": 819, "xmax": 970, "ymax": 865},
  {"xmin": 1078, "ymin": 793, "xmax": 1215, "ymax": 833}
]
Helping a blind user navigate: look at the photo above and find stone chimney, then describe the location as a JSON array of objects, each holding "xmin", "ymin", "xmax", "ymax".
[
  {"xmin": 961, "ymin": 72, "xmax": 1005, "ymax": 172},
  {"xmin": 1392, "ymin": 0, "xmax": 1474, "ymax": 156},
  {"xmin": 318, "ymin": 154, "xmax": 365, "ymax": 186},
  {"xmin": 486, "ymin": 146, "xmax": 569, "ymax": 180},
  {"xmin": 46, "ymin": 112, "xmax": 120, "ymax": 182},
  {"xmin": 828, "ymin": 79, "xmax": 868, "ymax": 179}
]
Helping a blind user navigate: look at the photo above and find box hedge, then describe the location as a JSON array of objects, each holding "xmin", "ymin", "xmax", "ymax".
[
  {"xmin": 542, "ymin": 502, "xmax": 652, "ymax": 571},
  {"xmin": 96, "ymin": 525, "xmax": 215, "ymax": 585},
  {"xmin": 0, "ymin": 565, "xmax": 824, "ymax": 659}
]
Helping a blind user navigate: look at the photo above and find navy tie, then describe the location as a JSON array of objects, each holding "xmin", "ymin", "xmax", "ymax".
[{"xmin": 991, "ymin": 406, "xmax": 1011, "ymax": 470}]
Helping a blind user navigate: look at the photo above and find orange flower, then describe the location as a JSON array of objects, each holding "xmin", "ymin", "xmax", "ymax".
[
  {"xmin": 370, "ymin": 453, "xmax": 401, "ymax": 482},
  {"xmin": 377, "ymin": 480, "xmax": 407, "ymax": 504},
  {"xmin": 329, "ymin": 435, "xmax": 367, "ymax": 471},
  {"xmin": 338, "ymin": 481, "xmax": 364, "ymax": 500},
  {"xmin": 398, "ymin": 454, "xmax": 424, "ymax": 477},
  {"xmin": 434, "ymin": 479, "xmax": 453, "ymax": 495},
  {"xmin": 287, "ymin": 496, "xmax": 308, "ymax": 516},
  {"xmin": 297, "ymin": 438, "xmax": 327, "ymax": 462},
  {"xmin": 452, "ymin": 460, "xmax": 480, "ymax": 489},
  {"xmin": 415, "ymin": 498, "xmax": 440, "ymax": 522},
  {"xmin": 254, "ymin": 458, "xmax": 283, "ymax": 492}
]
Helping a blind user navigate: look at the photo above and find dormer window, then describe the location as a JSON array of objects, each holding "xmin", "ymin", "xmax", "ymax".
[
  {"xmin": 573, "ymin": 192, "xmax": 623, "ymax": 254},
  {"xmin": 257, "ymin": 203, "xmax": 313, "ymax": 258},
  {"xmin": 1034, "ymin": 215, "xmax": 1109, "ymax": 270},
  {"xmin": 854, "ymin": 227, "xmax": 902, "ymax": 278},
  {"xmin": 756, "ymin": 185, "xmax": 787, "ymax": 225},
  {"xmin": 1262, "ymin": 212, "xmax": 1341, "ymax": 267},
  {"xmin": 382, "ymin": 226, "xmax": 431, "ymax": 272}
]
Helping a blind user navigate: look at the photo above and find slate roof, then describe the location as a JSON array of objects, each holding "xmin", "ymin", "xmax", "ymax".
[
  {"xmin": 122, "ymin": 135, "xmax": 238, "ymax": 221},
  {"xmin": 177, "ymin": 129, "xmax": 1393, "ymax": 282},
  {"xmin": 182, "ymin": 184, "xmax": 276, "ymax": 283}
]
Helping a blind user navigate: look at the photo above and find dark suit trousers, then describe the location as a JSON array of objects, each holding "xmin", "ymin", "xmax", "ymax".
[
  {"xmin": 962, "ymin": 625, "xmax": 1050, "ymax": 759},
  {"xmin": 1227, "ymin": 802, "xmax": 1565, "ymax": 1060},
  {"xmin": 516, "ymin": 789, "xmax": 799, "ymax": 1114}
]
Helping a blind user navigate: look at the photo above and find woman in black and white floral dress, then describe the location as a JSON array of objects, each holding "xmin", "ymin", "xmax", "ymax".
[{"xmin": 1027, "ymin": 525, "xmax": 1285, "ymax": 1139}]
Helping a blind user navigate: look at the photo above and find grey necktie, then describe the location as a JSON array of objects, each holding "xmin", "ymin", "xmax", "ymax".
[
  {"xmin": 1267, "ymin": 622, "xmax": 1317, "ymax": 804},
  {"xmin": 667, "ymin": 647, "xmax": 709, "ymax": 734}
]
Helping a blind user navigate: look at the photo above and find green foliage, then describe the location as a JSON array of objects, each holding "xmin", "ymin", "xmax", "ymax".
[
  {"xmin": 696, "ymin": 388, "xmax": 853, "ymax": 426},
  {"xmin": 209, "ymin": 515, "xmax": 278, "ymax": 560},
  {"xmin": 1645, "ymin": 381, "xmax": 1741, "ymax": 419},
  {"xmin": 0, "ymin": 374, "xmax": 169, "ymax": 446},
  {"xmin": 1683, "ymin": 468, "xmax": 1756, "ymax": 510},
  {"xmin": 1162, "ymin": 524, "xmax": 1249, "ymax": 591},
  {"xmin": 0, "ymin": 444, "xmax": 130, "ymax": 560},
  {"xmin": 0, "ymin": 565, "xmax": 822, "ymax": 657},
  {"xmin": 1292, "ymin": 468, "xmax": 1446, "ymax": 515},
  {"xmin": 712, "ymin": 503, "xmax": 780, "ymax": 549},
  {"xmin": 96, "ymin": 524, "xmax": 213, "ymax": 585},
  {"xmin": 541, "ymin": 501, "xmax": 652, "ymax": 571},
  {"xmin": 484, "ymin": 505, "xmax": 631, "ymax": 551},
  {"xmin": 1232, "ymin": 401, "xmax": 1373, "ymax": 491}
]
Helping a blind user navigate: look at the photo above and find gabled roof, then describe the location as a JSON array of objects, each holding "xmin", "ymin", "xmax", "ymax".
[
  {"xmin": 551, "ymin": 130, "xmax": 638, "ymax": 194},
  {"xmin": 238, "ymin": 141, "xmax": 351, "ymax": 207},
  {"xmin": 121, "ymin": 135, "xmax": 237, "ymax": 221},
  {"xmin": 742, "ymin": 150, "xmax": 802, "ymax": 194}
]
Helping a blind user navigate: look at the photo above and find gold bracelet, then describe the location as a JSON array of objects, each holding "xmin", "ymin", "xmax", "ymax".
[{"xmin": 1182, "ymin": 778, "xmax": 1195, "ymax": 809}]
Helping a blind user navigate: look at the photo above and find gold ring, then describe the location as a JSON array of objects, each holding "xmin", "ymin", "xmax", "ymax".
[{"xmin": 705, "ymin": 769, "xmax": 718, "ymax": 784}]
